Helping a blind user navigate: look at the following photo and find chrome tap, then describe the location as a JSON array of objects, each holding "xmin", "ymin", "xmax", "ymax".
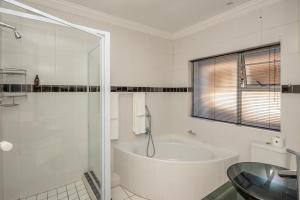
[{"xmin": 278, "ymin": 148, "xmax": 300, "ymax": 199}]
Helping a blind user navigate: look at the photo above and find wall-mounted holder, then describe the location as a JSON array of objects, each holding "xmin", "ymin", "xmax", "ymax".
[
  {"xmin": 282, "ymin": 85, "xmax": 300, "ymax": 94},
  {"xmin": 0, "ymin": 68, "xmax": 27, "ymax": 106}
]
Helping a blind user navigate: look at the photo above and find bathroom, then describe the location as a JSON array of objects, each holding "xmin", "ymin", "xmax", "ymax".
[{"xmin": 0, "ymin": 0, "xmax": 300, "ymax": 200}]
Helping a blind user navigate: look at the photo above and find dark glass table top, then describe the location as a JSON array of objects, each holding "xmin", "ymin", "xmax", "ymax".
[
  {"xmin": 203, "ymin": 182, "xmax": 245, "ymax": 200},
  {"xmin": 227, "ymin": 162, "xmax": 297, "ymax": 200},
  {"xmin": 203, "ymin": 162, "xmax": 297, "ymax": 200}
]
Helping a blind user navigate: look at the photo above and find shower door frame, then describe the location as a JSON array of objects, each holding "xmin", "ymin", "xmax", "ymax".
[{"xmin": 0, "ymin": 1, "xmax": 111, "ymax": 199}]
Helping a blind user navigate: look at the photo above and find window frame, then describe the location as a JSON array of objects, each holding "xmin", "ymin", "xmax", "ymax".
[{"xmin": 191, "ymin": 43, "xmax": 281, "ymax": 132}]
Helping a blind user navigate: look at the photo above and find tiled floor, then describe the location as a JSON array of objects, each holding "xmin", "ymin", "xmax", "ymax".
[
  {"xmin": 112, "ymin": 186, "xmax": 148, "ymax": 200},
  {"xmin": 21, "ymin": 180, "xmax": 91, "ymax": 200}
]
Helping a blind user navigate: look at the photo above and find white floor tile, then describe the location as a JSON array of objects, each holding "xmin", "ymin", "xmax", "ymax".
[
  {"xmin": 57, "ymin": 186, "xmax": 66, "ymax": 194},
  {"xmin": 48, "ymin": 196, "xmax": 58, "ymax": 200},
  {"xmin": 78, "ymin": 189, "xmax": 87, "ymax": 196},
  {"xmin": 57, "ymin": 191, "xmax": 67, "ymax": 200},
  {"xmin": 122, "ymin": 188, "xmax": 134, "ymax": 197},
  {"xmin": 112, "ymin": 186, "xmax": 129, "ymax": 200},
  {"xmin": 67, "ymin": 183, "xmax": 76, "ymax": 190},
  {"xmin": 48, "ymin": 190, "xmax": 57, "ymax": 197},
  {"xmin": 26, "ymin": 196, "xmax": 37, "ymax": 200},
  {"xmin": 67, "ymin": 188, "xmax": 77, "ymax": 195},
  {"xmin": 37, "ymin": 192, "xmax": 47, "ymax": 200},
  {"xmin": 76, "ymin": 184, "xmax": 86, "ymax": 191},
  {"xmin": 20, "ymin": 180, "xmax": 90, "ymax": 200},
  {"xmin": 79, "ymin": 193, "xmax": 90, "ymax": 200},
  {"xmin": 131, "ymin": 195, "xmax": 148, "ymax": 200},
  {"xmin": 75, "ymin": 181, "xmax": 83, "ymax": 186},
  {"xmin": 69, "ymin": 193, "xmax": 79, "ymax": 200}
]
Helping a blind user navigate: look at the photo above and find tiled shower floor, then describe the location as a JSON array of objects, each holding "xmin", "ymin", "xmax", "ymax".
[
  {"xmin": 20, "ymin": 180, "xmax": 91, "ymax": 200},
  {"xmin": 20, "ymin": 181, "xmax": 147, "ymax": 200}
]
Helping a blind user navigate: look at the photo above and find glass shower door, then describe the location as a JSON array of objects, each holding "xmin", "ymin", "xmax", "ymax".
[
  {"xmin": 0, "ymin": 1, "xmax": 111, "ymax": 199},
  {"xmin": 88, "ymin": 43, "xmax": 110, "ymax": 200},
  {"xmin": 88, "ymin": 45, "xmax": 101, "ymax": 180}
]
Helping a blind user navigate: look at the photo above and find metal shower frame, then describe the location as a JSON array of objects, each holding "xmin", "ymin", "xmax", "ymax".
[{"xmin": 0, "ymin": 0, "xmax": 111, "ymax": 199}]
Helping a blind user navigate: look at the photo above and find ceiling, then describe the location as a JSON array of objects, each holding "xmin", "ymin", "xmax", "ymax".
[{"xmin": 61, "ymin": 0, "xmax": 252, "ymax": 33}]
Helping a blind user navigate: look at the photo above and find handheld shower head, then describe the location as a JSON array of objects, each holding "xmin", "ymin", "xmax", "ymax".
[{"xmin": 0, "ymin": 21, "xmax": 22, "ymax": 39}]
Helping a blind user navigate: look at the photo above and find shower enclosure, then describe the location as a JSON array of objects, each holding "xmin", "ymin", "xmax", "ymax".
[{"xmin": 0, "ymin": 1, "xmax": 110, "ymax": 200}]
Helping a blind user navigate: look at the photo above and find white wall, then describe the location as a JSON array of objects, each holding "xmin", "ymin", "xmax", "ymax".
[
  {"xmin": 0, "ymin": 94, "xmax": 89, "ymax": 199},
  {"xmin": 21, "ymin": 0, "xmax": 175, "ymax": 140},
  {"xmin": 22, "ymin": 0, "xmax": 175, "ymax": 175},
  {"xmin": 171, "ymin": 0, "xmax": 300, "ymax": 163}
]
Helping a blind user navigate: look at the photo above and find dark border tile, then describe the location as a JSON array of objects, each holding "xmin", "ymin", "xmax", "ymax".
[
  {"xmin": 10, "ymin": 84, "xmax": 22, "ymax": 92},
  {"xmin": 33, "ymin": 86, "xmax": 41, "ymax": 92},
  {"xmin": 121, "ymin": 87, "xmax": 127, "ymax": 92},
  {"xmin": 69, "ymin": 86, "xmax": 76, "ymax": 92},
  {"xmin": 282, "ymin": 85, "xmax": 300, "ymax": 93},
  {"xmin": 52, "ymin": 86, "xmax": 60, "ymax": 92},
  {"xmin": 90, "ymin": 86, "xmax": 97, "ymax": 92},
  {"xmin": 42, "ymin": 85, "xmax": 52, "ymax": 92},
  {"xmin": 2, "ymin": 84, "xmax": 193, "ymax": 93},
  {"xmin": 3, "ymin": 84, "xmax": 9, "ymax": 92},
  {"xmin": 77, "ymin": 86, "xmax": 87, "ymax": 92},
  {"xmin": 60, "ymin": 85, "xmax": 69, "ymax": 92}
]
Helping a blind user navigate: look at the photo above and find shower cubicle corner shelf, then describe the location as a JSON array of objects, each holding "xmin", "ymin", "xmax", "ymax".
[{"xmin": 0, "ymin": 68, "xmax": 27, "ymax": 107}]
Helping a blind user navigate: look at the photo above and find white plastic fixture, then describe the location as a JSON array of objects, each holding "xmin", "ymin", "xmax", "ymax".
[
  {"xmin": 251, "ymin": 141, "xmax": 289, "ymax": 168},
  {"xmin": 0, "ymin": 141, "xmax": 14, "ymax": 152}
]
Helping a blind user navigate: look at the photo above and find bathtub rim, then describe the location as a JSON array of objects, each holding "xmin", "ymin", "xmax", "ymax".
[{"xmin": 113, "ymin": 134, "xmax": 239, "ymax": 164}]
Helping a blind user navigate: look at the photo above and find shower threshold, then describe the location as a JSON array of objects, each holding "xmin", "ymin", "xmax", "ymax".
[{"xmin": 82, "ymin": 171, "xmax": 101, "ymax": 200}]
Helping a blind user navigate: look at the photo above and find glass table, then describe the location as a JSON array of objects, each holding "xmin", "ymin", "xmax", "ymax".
[{"xmin": 203, "ymin": 182, "xmax": 246, "ymax": 200}]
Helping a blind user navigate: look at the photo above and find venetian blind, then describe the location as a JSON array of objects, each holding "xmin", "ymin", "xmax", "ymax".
[
  {"xmin": 193, "ymin": 54, "xmax": 238, "ymax": 123},
  {"xmin": 192, "ymin": 44, "xmax": 280, "ymax": 131},
  {"xmin": 240, "ymin": 45, "xmax": 280, "ymax": 130}
]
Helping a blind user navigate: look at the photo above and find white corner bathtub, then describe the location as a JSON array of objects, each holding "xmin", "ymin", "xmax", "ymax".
[{"xmin": 114, "ymin": 135, "xmax": 239, "ymax": 200}]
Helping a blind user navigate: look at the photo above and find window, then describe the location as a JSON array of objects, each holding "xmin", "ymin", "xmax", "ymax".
[{"xmin": 192, "ymin": 44, "xmax": 280, "ymax": 131}]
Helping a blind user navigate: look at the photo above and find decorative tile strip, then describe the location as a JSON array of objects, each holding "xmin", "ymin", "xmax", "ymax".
[
  {"xmin": 282, "ymin": 85, "xmax": 300, "ymax": 93},
  {"xmin": 0, "ymin": 84, "xmax": 192, "ymax": 93},
  {"xmin": 111, "ymin": 86, "xmax": 191, "ymax": 93},
  {"xmin": 5, "ymin": 84, "xmax": 300, "ymax": 94}
]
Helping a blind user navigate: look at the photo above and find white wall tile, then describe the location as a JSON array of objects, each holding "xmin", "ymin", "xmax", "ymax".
[
  {"xmin": 172, "ymin": 0, "xmax": 300, "ymax": 162},
  {"xmin": 281, "ymin": 52, "xmax": 300, "ymax": 84},
  {"xmin": 0, "ymin": 94, "xmax": 88, "ymax": 199}
]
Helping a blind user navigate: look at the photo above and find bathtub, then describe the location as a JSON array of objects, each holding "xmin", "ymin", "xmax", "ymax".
[{"xmin": 114, "ymin": 135, "xmax": 238, "ymax": 200}]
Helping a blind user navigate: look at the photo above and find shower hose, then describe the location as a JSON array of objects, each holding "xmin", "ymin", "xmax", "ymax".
[
  {"xmin": 145, "ymin": 105, "xmax": 155, "ymax": 158},
  {"xmin": 147, "ymin": 132, "xmax": 155, "ymax": 158}
]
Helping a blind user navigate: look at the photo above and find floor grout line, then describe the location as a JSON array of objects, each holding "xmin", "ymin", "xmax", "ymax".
[{"xmin": 19, "ymin": 180, "xmax": 90, "ymax": 200}]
